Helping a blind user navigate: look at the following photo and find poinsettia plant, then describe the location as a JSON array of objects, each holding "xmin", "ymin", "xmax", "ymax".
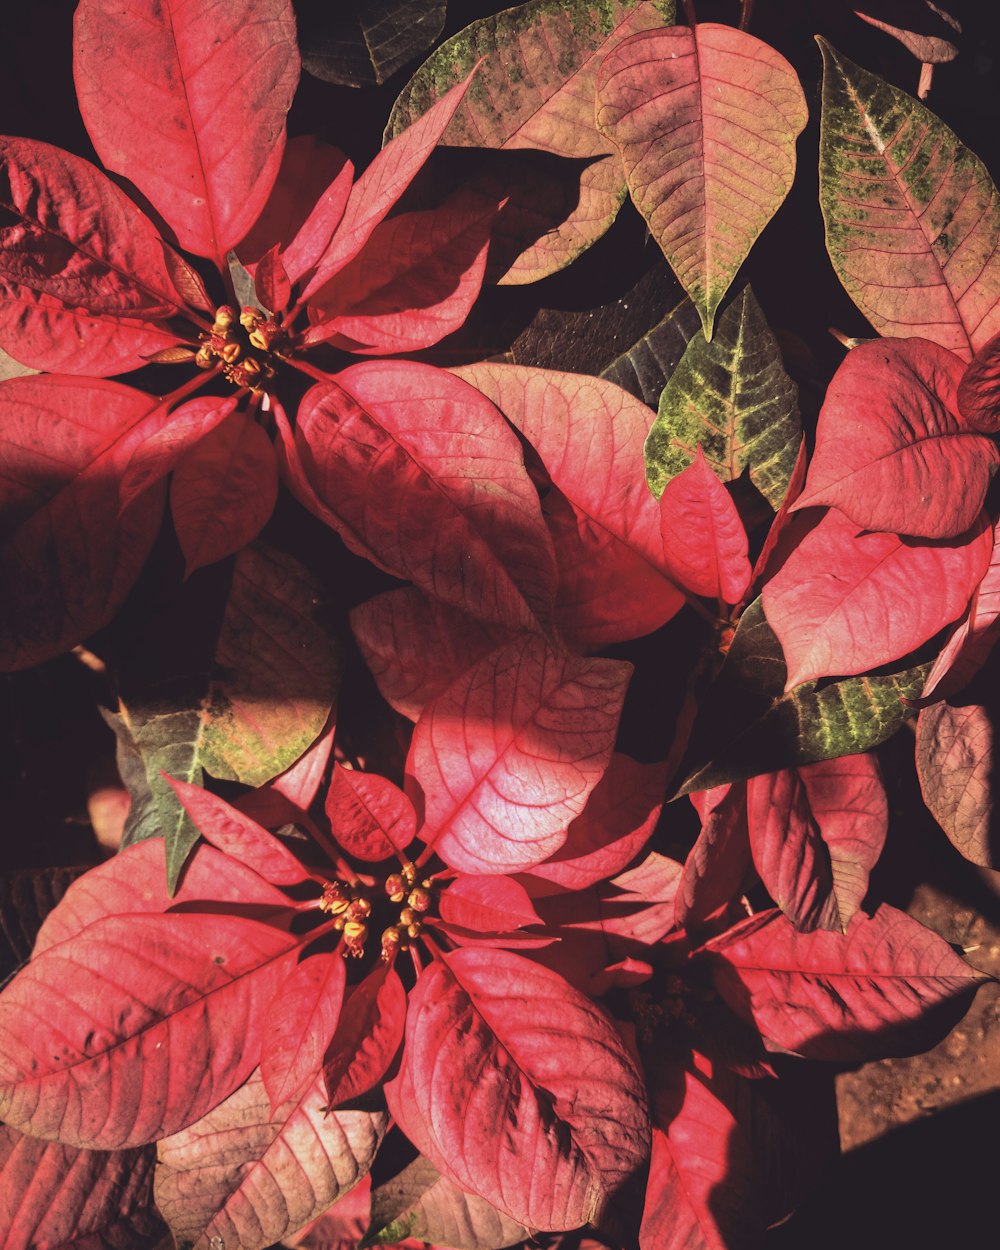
[{"xmin": 1, "ymin": 0, "xmax": 998, "ymax": 1248}]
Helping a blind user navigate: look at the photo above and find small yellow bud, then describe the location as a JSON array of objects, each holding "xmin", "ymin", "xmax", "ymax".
[
  {"xmin": 212, "ymin": 305, "xmax": 235, "ymax": 332},
  {"xmin": 407, "ymin": 887, "xmax": 430, "ymax": 913},
  {"xmin": 343, "ymin": 920, "xmax": 368, "ymax": 956}
]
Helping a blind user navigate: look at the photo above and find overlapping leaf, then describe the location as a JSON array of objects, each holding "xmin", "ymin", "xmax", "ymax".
[
  {"xmin": 261, "ymin": 951, "xmax": 347, "ymax": 1111},
  {"xmin": 385, "ymin": 948, "xmax": 650, "ymax": 1232},
  {"xmin": 298, "ymin": 0, "xmax": 447, "ymax": 87},
  {"xmin": 678, "ymin": 783, "xmax": 752, "ymax": 931},
  {"xmin": 325, "ymin": 763, "xmax": 417, "ymax": 862},
  {"xmin": 917, "ymin": 700, "xmax": 998, "ymax": 867},
  {"xmin": 601, "ymin": 297, "xmax": 703, "ymax": 409},
  {"xmin": 386, "ymin": 0, "xmax": 676, "ymax": 283},
  {"xmin": 409, "ymin": 633, "xmax": 631, "ymax": 874},
  {"xmin": 74, "ymin": 0, "xmax": 300, "ymax": 262},
  {"xmin": 596, "ymin": 25, "xmax": 807, "ymax": 336},
  {"xmin": 818, "ymin": 40, "xmax": 1000, "ymax": 358},
  {"xmin": 323, "ymin": 963, "xmax": 407, "ymax": 1109},
  {"xmin": 957, "ymin": 328, "xmax": 1000, "ymax": 431},
  {"xmin": 645, "ymin": 288, "xmax": 803, "ymax": 508}
]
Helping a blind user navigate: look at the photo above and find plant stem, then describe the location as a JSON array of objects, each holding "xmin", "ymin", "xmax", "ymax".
[
  {"xmin": 682, "ymin": 0, "xmax": 697, "ymax": 25},
  {"xmin": 739, "ymin": 0, "xmax": 755, "ymax": 29}
]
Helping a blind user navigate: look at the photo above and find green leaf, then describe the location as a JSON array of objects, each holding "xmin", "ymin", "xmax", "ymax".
[
  {"xmin": 385, "ymin": 0, "xmax": 675, "ymax": 284},
  {"xmin": 818, "ymin": 39, "xmax": 1000, "ymax": 361},
  {"xmin": 116, "ymin": 543, "xmax": 341, "ymax": 891},
  {"xmin": 674, "ymin": 599, "xmax": 929, "ymax": 796},
  {"xmin": 645, "ymin": 287, "xmax": 802, "ymax": 509},
  {"xmin": 600, "ymin": 296, "xmax": 702, "ymax": 409}
]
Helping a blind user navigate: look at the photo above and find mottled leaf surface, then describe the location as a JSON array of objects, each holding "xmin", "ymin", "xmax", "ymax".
[{"xmin": 601, "ymin": 297, "xmax": 702, "ymax": 409}]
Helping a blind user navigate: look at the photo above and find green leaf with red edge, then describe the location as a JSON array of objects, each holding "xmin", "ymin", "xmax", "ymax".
[
  {"xmin": 0, "ymin": 375, "xmax": 168, "ymax": 671},
  {"xmin": 958, "ymin": 327, "xmax": 1000, "ymax": 432},
  {"xmin": 596, "ymin": 25, "xmax": 807, "ymax": 338},
  {"xmin": 0, "ymin": 1124, "xmax": 163, "ymax": 1250},
  {"xmin": 792, "ymin": 338, "xmax": 998, "ymax": 539},
  {"xmin": 408, "ymin": 633, "xmax": 631, "ymax": 874},
  {"xmin": 325, "ymin": 763, "xmax": 417, "ymax": 863},
  {"xmin": 658, "ymin": 447, "xmax": 751, "ymax": 604},
  {"xmin": 367, "ymin": 1149, "xmax": 530, "ymax": 1249},
  {"xmin": 644, "ymin": 287, "xmax": 803, "ymax": 509},
  {"xmin": 762, "ymin": 506, "xmax": 993, "ymax": 690},
  {"xmin": 818, "ymin": 39, "xmax": 1000, "ymax": 360},
  {"xmin": 298, "ymin": 0, "xmax": 447, "ymax": 88},
  {"xmin": 290, "ymin": 364, "xmax": 558, "ymax": 633},
  {"xmin": 0, "ymin": 136, "xmax": 189, "ymax": 375},
  {"xmin": 385, "ymin": 947, "xmax": 650, "ymax": 1233},
  {"xmin": 0, "ymin": 912, "xmax": 300, "ymax": 1148},
  {"xmin": 261, "ymin": 950, "xmax": 347, "ymax": 1112},
  {"xmin": 323, "ymin": 962, "xmax": 407, "ymax": 1109},
  {"xmin": 170, "ymin": 412, "xmax": 278, "ymax": 576},
  {"xmin": 304, "ymin": 189, "xmax": 497, "ymax": 354},
  {"xmin": 351, "ymin": 588, "xmax": 512, "ymax": 723},
  {"xmin": 386, "ymin": 0, "xmax": 676, "ymax": 285},
  {"xmin": 704, "ymin": 904, "xmax": 991, "ymax": 1061},
  {"xmin": 154, "ymin": 1067, "xmax": 386, "ymax": 1250},
  {"xmin": 73, "ymin": 0, "xmax": 299, "ymax": 263},
  {"xmin": 453, "ymin": 362, "xmax": 685, "ymax": 648},
  {"xmin": 917, "ymin": 700, "xmax": 999, "ymax": 868},
  {"xmin": 439, "ymin": 876, "xmax": 542, "ymax": 932}
]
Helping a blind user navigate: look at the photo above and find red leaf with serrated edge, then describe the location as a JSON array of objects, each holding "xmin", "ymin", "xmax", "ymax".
[
  {"xmin": 74, "ymin": 0, "xmax": 299, "ymax": 263},
  {"xmin": 324, "ymin": 962, "xmax": 407, "ymax": 1109},
  {"xmin": 119, "ymin": 395, "xmax": 239, "ymax": 510},
  {"xmin": 0, "ymin": 136, "xmax": 189, "ymax": 375},
  {"xmin": 170, "ymin": 412, "xmax": 278, "ymax": 575},
  {"xmin": 658, "ymin": 448, "xmax": 751, "ymax": 604},
  {"xmin": 410, "ymin": 634, "xmax": 631, "ymax": 874},
  {"xmin": 154, "ymin": 1068, "xmax": 386, "ymax": 1250},
  {"xmin": 0, "ymin": 1124, "xmax": 159, "ymax": 1250},
  {"xmin": 302, "ymin": 70, "xmax": 479, "ymax": 297},
  {"xmin": 640, "ymin": 1065, "xmax": 764, "ymax": 1250},
  {"xmin": 439, "ymin": 875, "xmax": 542, "ymax": 932},
  {"xmin": 679, "ymin": 784, "xmax": 753, "ymax": 933},
  {"xmin": 958, "ymin": 327, "xmax": 1000, "ymax": 432},
  {"xmin": 792, "ymin": 339, "xmax": 998, "ymax": 539},
  {"xmin": 292, "ymin": 365, "xmax": 557, "ymax": 632},
  {"xmin": 528, "ymin": 754, "xmax": 667, "ymax": 892},
  {"xmin": 326, "ymin": 764, "xmax": 417, "ymax": 862},
  {"xmin": 0, "ymin": 375, "xmax": 172, "ymax": 671},
  {"xmin": 351, "ymin": 588, "xmax": 512, "ymax": 722},
  {"xmin": 304, "ymin": 190, "xmax": 497, "ymax": 354},
  {"xmin": 453, "ymin": 363, "xmax": 684, "ymax": 648},
  {"xmin": 762, "ymin": 505, "xmax": 993, "ymax": 689},
  {"xmin": 385, "ymin": 948, "xmax": 650, "ymax": 1232},
  {"xmin": 0, "ymin": 912, "xmax": 299, "ymax": 1147},
  {"xmin": 261, "ymin": 951, "xmax": 346, "ymax": 1111},
  {"xmin": 704, "ymin": 905, "xmax": 989, "ymax": 1061},
  {"xmin": 34, "ymin": 839, "xmax": 295, "ymax": 958},
  {"xmin": 595, "ymin": 24, "xmax": 807, "ymax": 336},
  {"xmin": 236, "ymin": 136, "xmax": 353, "ymax": 283},
  {"xmin": 918, "ymin": 516, "xmax": 1000, "ymax": 702},
  {"xmin": 165, "ymin": 777, "xmax": 312, "ymax": 886},
  {"xmin": 917, "ymin": 701, "xmax": 998, "ymax": 868}
]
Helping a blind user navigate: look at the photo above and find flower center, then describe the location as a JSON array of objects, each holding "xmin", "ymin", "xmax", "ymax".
[
  {"xmin": 196, "ymin": 304, "xmax": 289, "ymax": 392},
  {"xmin": 318, "ymin": 860, "xmax": 436, "ymax": 961}
]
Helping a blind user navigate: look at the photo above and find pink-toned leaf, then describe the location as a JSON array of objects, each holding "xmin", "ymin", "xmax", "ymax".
[
  {"xmin": 818, "ymin": 40, "xmax": 1000, "ymax": 359},
  {"xmin": 351, "ymin": 588, "xmax": 512, "ymax": 722},
  {"xmin": 169, "ymin": 411, "xmax": 278, "ymax": 575},
  {"xmin": 165, "ymin": 777, "xmax": 312, "ymax": 886},
  {"xmin": 705, "ymin": 904, "xmax": 990, "ymax": 1060},
  {"xmin": 0, "ymin": 912, "xmax": 299, "ymax": 1147},
  {"xmin": 0, "ymin": 375, "xmax": 170, "ymax": 670},
  {"xmin": 410, "ymin": 633, "xmax": 631, "ymax": 874},
  {"xmin": 154, "ymin": 1067, "xmax": 386, "ymax": 1250},
  {"xmin": 74, "ymin": 0, "xmax": 299, "ymax": 262},
  {"xmin": 326, "ymin": 763, "xmax": 417, "ymax": 862},
  {"xmin": 261, "ymin": 951, "xmax": 347, "ymax": 1111},
  {"xmin": 596, "ymin": 24, "xmax": 807, "ymax": 336},
  {"xmin": 303, "ymin": 71, "xmax": 479, "ymax": 295},
  {"xmin": 453, "ymin": 362, "xmax": 685, "ymax": 648},
  {"xmin": 292, "ymin": 364, "xmax": 557, "ymax": 632},
  {"xmin": 236, "ymin": 717, "xmax": 336, "ymax": 827},
  {"xmin": 751, "ymin": 435, "xmax": 808, "ymax": 589},
  {"xmin": 255, "ymin": 244, "xmax": 292, "ymax": 314},
  {"xmin": 678, "ymin": 783, "xmax": 752, "ymax": 931},
  {"xmin": 792, "ymin": 338, "xmax": 997, "ymax": 539},
  {"xmin": 236, "ymin": 136, "xmax": 354, "ymax": 284},
  {"xmin": 0, "ymin": 1124, "xmax": 159, "ymax": 1250},
  {"xmin": 283, "ymin": 1175, "xmax": 370, "ymax": 1250},
  {"xmin": 324, "ymin": 962, "xmax": 407, "ymax": 1109},
  {"xmin": 762, "ymin": 505, "xmax": 993, "ymax": 689},
  {"xmin": 957, "ymin": 326, "xmax": 1000, "ymax": 432},
  {"xmin": 658, "ymin": 447, "xmax": 751, "ymax": 603},
  {"xmin": 439, "ymin": 875, "xmax": 542, "ymax": 932},
  {"xmin": 385, "ymin": 948, "xmax": 650, "ymax": 1232},
  {"xmin": 527, "ymin": 753, "xmax": 667, "ymax": 891},
  {"xmin": 917, "ymin": 700, "xmax": 998, "ymax": 868},
  {"xmin": 118, "ymin": 394, "xmax": 239, "ymax": 510},
  {"xmin": 854, "ymin": 4, "xmax": 961, "ymax": 63}
]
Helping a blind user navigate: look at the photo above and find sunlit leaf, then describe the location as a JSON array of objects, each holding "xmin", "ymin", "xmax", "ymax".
[{"xmin": 326, "ymin": 764, "xmax": 417, "ymax": 862}]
